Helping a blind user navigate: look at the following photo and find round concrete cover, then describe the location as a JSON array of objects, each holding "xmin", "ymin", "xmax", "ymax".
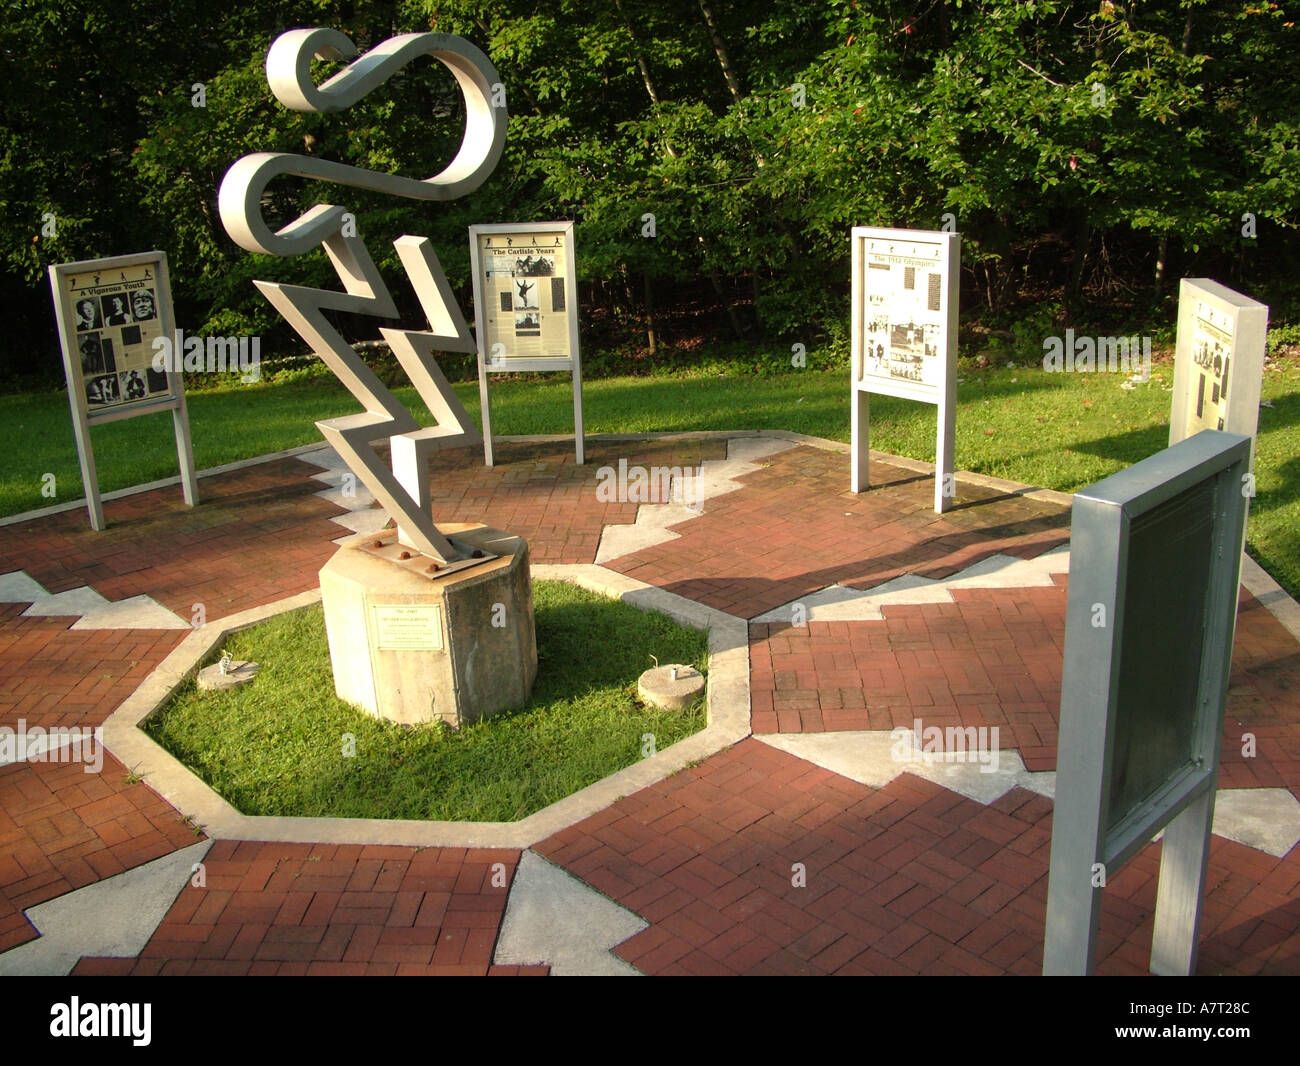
[{"xmin": 637, "ymin": 664, "xmax": 705, "ymax": 711}]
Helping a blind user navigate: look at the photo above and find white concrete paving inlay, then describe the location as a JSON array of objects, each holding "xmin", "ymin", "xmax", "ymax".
[
  {"xmin": 328, "ymin": 508, "xmax": 391, "ymax": 536},
  {"xmin": 763, "ymin": 730, "xmax": 1299, "ymax": 858},
  {"xmin": 0, "ymin": 571, "xmax": 48, "ymax": 602},
  {"xmin": 495, "ymin": 850, "xmax": 646, "ymax": 976},
  {"xmin": 0, "ymin": 841, "xmax": 212, "ymax": 976},
  {"xmin": 22, "ymin": 586, "xmax": 110, "ymax": 617},
  {"xmin": 0, "ymin": 725, "xmax": 103, "ymax": 769},
  {"xmin": 1, "ymin": 571, "xmax": 188, "ymax": 630},
  {"xmin": 759, "ymin": 729, "xmax": 1055, "ymax": 805},
  {"xmin": 72, "ymin": 595, "xmax": 191, "ymax": 630},
  {"xmin": 298, "ymin": 446, "xmax": 388, "ymax": 542},
  {"xmin": 1211, "ymin": 788, "xmax": 1300, "ymax": 858},
  {"xmin": 754, "ymin": 546, "xmax": 1070, "ymax": 623},
  {"xmin": 595, "ymin": 436, "xmax": 796, "ymax": 564}
]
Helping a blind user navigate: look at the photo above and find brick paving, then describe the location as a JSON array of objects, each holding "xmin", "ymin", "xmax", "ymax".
[
  {"xmin": 0, "ymin": 607, "xmax": 185, "ymax": 730},
  {"xmin": 425, "ymin": 437, "xmax": 725, "ymax": 564},
  {"xmin": 69, "ymin": 842, "xmax": 531, "ymax": 976},
  {"xmin": 0, "ymin": 754, "xmax": 201, "ymax": 952},
  {"xmin": 606, "ymin": 443, "xmax": 1069, "ymax": 618},
  {"xmin": 0, "ymin": 458, "xmax": 350, "ymax": 623},
  {"xmin": 0, "ymin": 433, "xmax": 1296, "ymax": 976},
  {"xmin": 748, "ymin": 584, "xmax": 1066, "ymax": 767},
  {"xmin": 535, "ymin": 741, "xmax": 1300, "ymax": 976},
  {"xmin": 748, "ymin": 587, "xmax": 1300, "ymax": 786}
]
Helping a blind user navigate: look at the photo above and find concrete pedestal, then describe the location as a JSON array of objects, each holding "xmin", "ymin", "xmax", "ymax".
[{"xmin": 320, "ymin": 523, "xmax": 537, "ymax": 727}]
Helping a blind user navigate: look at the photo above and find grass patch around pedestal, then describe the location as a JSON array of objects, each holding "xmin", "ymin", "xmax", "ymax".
[{"xmin": 144, "ymin": 580, "xmax": 708, "ymax": 822}]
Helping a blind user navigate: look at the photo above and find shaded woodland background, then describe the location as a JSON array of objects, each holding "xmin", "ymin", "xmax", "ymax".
[{"xmin": 3, "ymin": 0, "xmax": 1297, "ymax": 382}]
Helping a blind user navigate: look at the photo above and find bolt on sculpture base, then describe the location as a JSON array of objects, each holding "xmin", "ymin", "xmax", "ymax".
[{"xmin": 320, "ymin": 523, "xmax": 537, "ymax": 728}]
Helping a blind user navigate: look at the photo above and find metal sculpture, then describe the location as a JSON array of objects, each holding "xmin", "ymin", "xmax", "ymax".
[{"xmin": 219, "ymin": 29, "xmax": 507, "ymax": 563}]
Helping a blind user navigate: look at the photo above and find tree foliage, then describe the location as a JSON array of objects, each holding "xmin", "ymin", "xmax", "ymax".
[{"xmin": 2, "ymin": 0, "xmax": 1297, "ymax": 380}]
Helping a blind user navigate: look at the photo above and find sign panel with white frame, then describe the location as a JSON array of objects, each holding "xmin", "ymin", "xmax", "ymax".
[
  {"xmin": 468, "ymin": 222, "xmax": 583, "ymax": 466},
  {"xmin": 1043, "ymin": 429, "xmax": 1252, "ymax": 976},
  {"xmin": 48, "ymin": 251, "xmax": 198, "ymax": 530},
  {"xmin": 1169, "ymin": 278, "xmax": 1268, "ymax": 464},
  {"xmin": 850, "ymin": 226, "xmax": 959, "ymax": 512}
]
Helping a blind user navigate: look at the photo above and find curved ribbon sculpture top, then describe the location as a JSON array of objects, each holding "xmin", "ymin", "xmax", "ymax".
[{"xmin": 219, "ymin": 30, "xmax": 507, "ymax": 257}]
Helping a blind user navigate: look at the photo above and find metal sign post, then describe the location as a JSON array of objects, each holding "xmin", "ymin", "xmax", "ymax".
[
  {"xmin": 1043, "ymin": 430, "xmax": 1252, "ymax": 976},
  {"xmin": 48, "ymin": 251, "xmax": 198, "ymax": 530},
  {"xmin": 850, "ymin": 226, "xmax": 959, "ymax": 513},
  {"xmin": 469, "ymin": 221, "xmax": 583, "ymax": 467}
]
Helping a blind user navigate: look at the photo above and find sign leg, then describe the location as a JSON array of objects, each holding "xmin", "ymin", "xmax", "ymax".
[
  {"xmin": 478, "ymin": 360, "xmax": 494, "ymax": 467},
  {"xmin": 1149, "ymin": 788, "xmax": 1215, "ymax": 976},
  {"xmin": 172, "ymin": 399, "xmax": 199, "ymax": 507},
  {"xmin": 850, "ymin": 388, "xmax": 869, "ymax": 493},
  {"xmin": 1043, "ymin": 837, "xmax": 1104, "ymax": 975},
  {"xmin": 935, "ymin": 391, "xmax": 955, "ymax": 513},
  {"xmin": 572, "ymin": 364, "xmax": 585, "ymax": 466},
  {"xmin": 69, "ymin": 405, "xmax": 104, "ymax": 531}
]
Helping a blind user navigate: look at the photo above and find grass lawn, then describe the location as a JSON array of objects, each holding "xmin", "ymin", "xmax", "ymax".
[
  {"xmin": 144, "ymin": 580, "xmax": 708, "ymax": 822},
  {"xmin": 3, "ymin": 346, "xmax": 1298, "ymax": 598}
]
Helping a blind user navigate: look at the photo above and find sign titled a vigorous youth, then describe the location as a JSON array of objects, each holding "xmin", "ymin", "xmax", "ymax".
[
  {"xmin": 48, "ymin": 251, "xmax": 198, "ymax": 530},
  {"xmin": 53, "ymin": 254, "xmax": 177, "ymax": 416}
]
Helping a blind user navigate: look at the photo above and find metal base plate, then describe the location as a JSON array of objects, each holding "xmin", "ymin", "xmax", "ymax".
[{"xmin": 353, "ymin": 533, "xmax": 498, "ymax": 581}]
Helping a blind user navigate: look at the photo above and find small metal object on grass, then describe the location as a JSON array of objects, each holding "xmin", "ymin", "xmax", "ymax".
[{"xmin": 197, "ymin": 659, "xmax": 260, "ymax": 692}]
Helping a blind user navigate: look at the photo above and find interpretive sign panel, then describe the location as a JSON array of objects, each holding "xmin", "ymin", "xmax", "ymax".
[
  {"xmin": 48, "ymin": 251, "xmax": 197, "ymax": 530},
  {"xmin": 469, "ymin": 222, "xmax": 583, "ymax": 465},
  {"xmin": 850, "ymin": 226, "xmax": 959, "ymax": 512},
  {"xmin": 1043, "ymin": 430, "xmax": 1252, "ymax": 976},
  {"xmin": 1169, "ymin": 279, "xmax": 1268, "ymax": 459}
]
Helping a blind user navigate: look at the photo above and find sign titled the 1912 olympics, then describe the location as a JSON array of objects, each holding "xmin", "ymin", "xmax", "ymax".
[{"xmin": 850, "ymin": 226, "xmax": 960, "ymax": 512}]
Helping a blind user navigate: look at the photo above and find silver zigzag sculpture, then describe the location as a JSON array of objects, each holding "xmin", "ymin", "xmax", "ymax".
[{"xmin": 219, "ymin": 29, "xmax": 507, "ymax": 563}]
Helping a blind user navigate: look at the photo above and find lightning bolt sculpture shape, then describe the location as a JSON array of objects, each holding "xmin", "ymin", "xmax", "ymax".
[{"xmin": 218, "ymin": 30, "xmax": 506, "ymax": 563}]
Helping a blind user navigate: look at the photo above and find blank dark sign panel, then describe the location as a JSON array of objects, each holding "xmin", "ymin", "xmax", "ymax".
[
  {"xmin": 1045, "ymin": 430, "xmax": 1250, "ymax": 975},
  {"xmin": 1107, "ymin": 478, "xmax": 1214, "ymax": 828}
]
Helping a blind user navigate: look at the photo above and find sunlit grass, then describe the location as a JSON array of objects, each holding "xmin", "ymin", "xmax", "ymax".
[
  {"xmin": 144, "ymin": 581, "xmax": 708, "ymax": 822},
  {"xmin": 3, "ymin": 346, "xmax": 1297, "ymax": 597}
]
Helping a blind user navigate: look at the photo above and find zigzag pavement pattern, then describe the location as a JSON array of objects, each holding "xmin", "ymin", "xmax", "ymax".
[
  {"xmin": 0, "ymin": 571, "xmax": 188, "ymax": 630},
  {"xmin": 747, "ymin": 547, "xmax": 1300, "ymax": 857},
  {"xmin": 297, "ymin": 437, "xmax": 803, "ymax": 557},
  {"xmin": 758, "ymin": 732, "xmax": 1300, "ymax": 859},
  {"xmin": 754, "ymin": 545, "xmax": 1072, "ymax": 623},
  {"xmin": 595, "ymin": 436, "xmax": 797, "ymax": 564},
  {"xmin": 297, "ymin": 445, "xmax": 389, "ymax": 540}
]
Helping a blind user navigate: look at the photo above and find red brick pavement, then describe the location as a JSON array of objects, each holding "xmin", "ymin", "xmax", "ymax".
[
  {"xmin": 424, "ymin": 438, "xmax": 725, "ymax": 564},
  {"xmin": 0, "ymin": 754, "xmax": 202, "ymax": 952},
  {"xmin": 0, "ymin": 435, "xmax": 1295, "ymax": 976},
  {"xmin": 606, "ymin": 444, "xmax": 1069, "ymax": 619},
  {"xmin": 69, "ymin": 842, "xmax": 537, "ymax": 976},
  {"xmin": 535, "ymin": 739, "xmax": 1300, "ymax": 976},
  {"xmin": 749, "ymin": 585, "xmax": 1300, "ymax": 788},
  {"xmin": 0, "ymin": 607, "xmax": 185, "ymax": 730},
  {"xmin": 749, "ymin": 584, "xmax": 1067, "ymax": 767},
  {"xmin": 0, "ymin": 458, "xmax": 351, "ymax": 623}
]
